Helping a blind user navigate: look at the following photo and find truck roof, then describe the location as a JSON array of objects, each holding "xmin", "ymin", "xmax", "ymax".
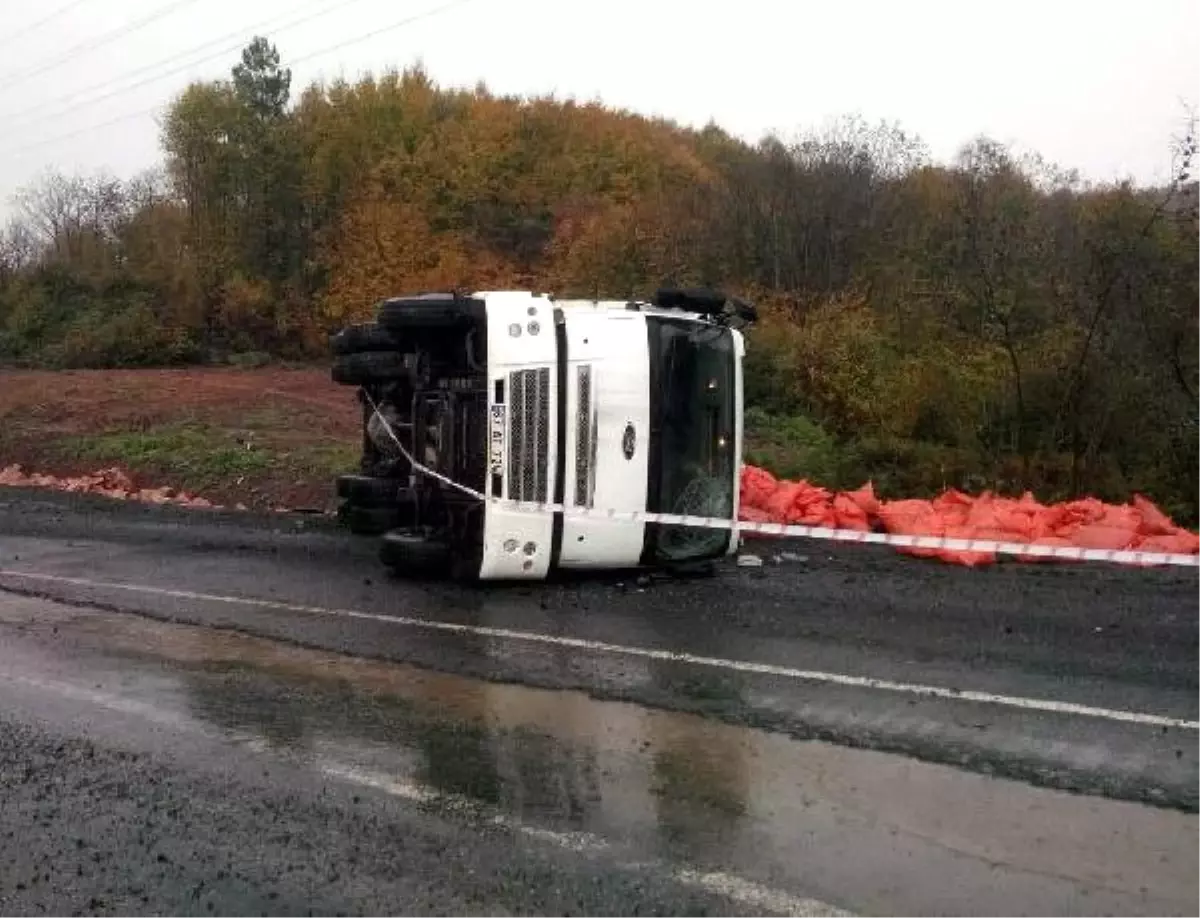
[
  {"xmin": 472, "ymin": 290, "xmax": 717, "ymax": 325},
  {"xmin": 380, "ymin": 288, "xmax": 754, "ymax": 328}
]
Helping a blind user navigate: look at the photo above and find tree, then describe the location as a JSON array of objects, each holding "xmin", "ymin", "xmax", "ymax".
[
  {"xmin": 232, "ymin": 36, "xmax": 291, "ymax": 121},
  {"xmin": 5, "ymin": 46, "xmax": 1197, "ymax": 521},
  {"xmin": 0, "ymin": 219, "xmax": 37, "ymax": 280},
  {"xmin": 944, "ymin": 138, "xmax": 1059, "ymax": 483},
  {"xmin": 160, "ymin": 37, "xmax": 305, "ymax": 334},
  {"xmin": 319, "ymin": 182, "xmax": 474, "ymax": 325}
]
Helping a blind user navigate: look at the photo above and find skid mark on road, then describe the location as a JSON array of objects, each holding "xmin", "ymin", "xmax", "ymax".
[{"xmin": 1, "ymin": 568, "xmax": 1197, "ymax": 731}]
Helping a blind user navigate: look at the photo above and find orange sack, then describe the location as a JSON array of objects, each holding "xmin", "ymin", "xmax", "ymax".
[
  {"xmin": 739, "ymin": 465, "xmax": 778, "ymax": 511},
  {"xmin": 1132, "ymin": 495, "xmax": 1177, "ymax": 536},
  {"xmin": 735, "ymin": 463, "xmax": 1197, "ymax": 567}
]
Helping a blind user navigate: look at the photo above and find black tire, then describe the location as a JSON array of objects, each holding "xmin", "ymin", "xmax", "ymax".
[
  {"xmin": 338, "ymin": 504, "xmax": 403, "ymax": 536},
  {"xmin": 331, "ymin": 350, "xmax": 411, "ymax": 386},
  {"xmin": 336, "ymin": 474, "xmax": 403, "ymax": 507},
  {"xmin": 361, "ymin": 455, "xmax": 412, "ymax": 480},
  {"xmin": 379, "ymin": 530, "xmax": 452, "ymax": 577},
  {"xmin": 653, "ymin": 287, "xmax": 728, "ymax": 315},
  {"xmin": 378, "ymin": 293, "xmax": 481, "ymax": 331},
  {"xmin": 329, "ymin": 324, "xmax": 401, "ymax": 356}
]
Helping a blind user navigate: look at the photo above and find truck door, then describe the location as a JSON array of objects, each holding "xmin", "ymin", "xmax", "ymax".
[{"xmin": 557, "ymin": 309, "xmax": 650, "ymax": 569}]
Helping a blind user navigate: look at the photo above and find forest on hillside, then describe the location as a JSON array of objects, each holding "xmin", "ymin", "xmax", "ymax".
[{"xmin": 0, "ymin": 39, "xmax": 1196, "ymax": 520}]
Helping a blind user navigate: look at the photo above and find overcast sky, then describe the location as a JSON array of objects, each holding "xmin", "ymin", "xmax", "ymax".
[{"xmin": 0, "ymin": 0, "xmax": 1196, "ymax": 219}]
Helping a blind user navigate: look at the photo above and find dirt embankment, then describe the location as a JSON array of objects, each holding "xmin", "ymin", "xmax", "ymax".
[{"xmin": 0, "ymin": 367, "xmax": 360, "ymax": 510}]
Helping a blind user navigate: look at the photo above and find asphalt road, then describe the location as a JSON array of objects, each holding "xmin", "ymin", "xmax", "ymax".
[{"xmin": 0, "ymin": 486, "xmax": 1197, "ymax": 915}]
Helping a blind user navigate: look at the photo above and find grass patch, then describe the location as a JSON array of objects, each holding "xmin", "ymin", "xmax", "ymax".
[
  {"xmin": 50, "ymin": 422, "xmax": 360, "ymax": 506},
  {"xmin": 237, "ymin": 407, "xmax": 301, "ymax": 431},
  {"xmin": 283, "ymin": 442, "xmax": 360, "ymax": 478},
  {"xmin": 55, "ymin": 423, "xmax": 272, "ymax": 489},
  {"xmin": 1, "ymin": 368, "xmax": 361, "ymax": 508}
]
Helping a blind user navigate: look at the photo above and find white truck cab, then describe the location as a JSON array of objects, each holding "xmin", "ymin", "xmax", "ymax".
[{"xmin": 329, "ymin": 288, "xmax": 757, "ymax": 581}]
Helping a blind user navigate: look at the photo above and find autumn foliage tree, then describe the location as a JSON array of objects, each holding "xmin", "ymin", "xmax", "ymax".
[{"xmin": 0, "ymin": 39, "xmax": 1195, "ymax": 520}]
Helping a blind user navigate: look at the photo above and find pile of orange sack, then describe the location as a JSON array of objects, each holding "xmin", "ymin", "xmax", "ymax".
[
  {"xmin": 0, "ymin": 463, "xmax": 224, "ymax": 510},
  {"xmin": 738, "ymin": 465, "xmax": 1200, "ymax": 567}
]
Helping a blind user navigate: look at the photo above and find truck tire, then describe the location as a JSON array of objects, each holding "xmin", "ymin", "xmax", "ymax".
[
  {"xmin": 378, "ymin": 293, "xmax": 480, "ymax": 331},
  {"xmin": 331, "ymin": 351, "xmax": 411, "ymax": 385},
  {"xmin": 329, "ymin": 324, "xmax": 401, "ymax": 356},
  {"xmin": 361, "ymin": 455, "xmax": 412, "ymax": 480},
  {"xmin": 338, "ymin": 504, "xmax": 403, "ymax": 536},
  {"xmin": 335, "ymin": 474, "xmax": 403, "ymax": 507},
  {"xmin": 653, "ymin": 287, "xmax": 728, "ymax": 315},
  {"xmin": 379, "ymin": 530, "xmax": 452, "ymax": 577}
]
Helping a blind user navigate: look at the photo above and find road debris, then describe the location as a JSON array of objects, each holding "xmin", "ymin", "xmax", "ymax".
[{"xmin": 0, "ymin": 464, "xmax": 222, "ymax": 511}]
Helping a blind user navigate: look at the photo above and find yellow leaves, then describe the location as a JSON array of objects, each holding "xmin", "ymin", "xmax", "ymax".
[
  {"xmin": 789, "ymin": 296, "xmax": 897, "ymax": 431},
  {"xmin": 747, "ymin": 293, "xmax": 1016, "ymax": 446},
  {"xmin": 285, "ymin": 63, "xmax": 736, "ymax": 299},
  {"xmin": 545, "ymin": 200, "xmax": 642, "ymax": 294},
  {"xmin": 320, "ymin": 202, "xmax": 464, "ymax": 325},
  {"xmin": 544, "ymin": 194, "xmax": 714, "ymax": 297}
]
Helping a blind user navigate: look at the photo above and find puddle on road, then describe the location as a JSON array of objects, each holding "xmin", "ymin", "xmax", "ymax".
[{"xmin": 1, "ymin": 594, "xmax": 1196, "ymax": 917}]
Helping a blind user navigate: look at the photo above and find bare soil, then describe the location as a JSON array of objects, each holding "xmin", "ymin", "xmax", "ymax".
[{"xmin": 0, "ymin": 367, "xmax": 360, "ymax": 510}]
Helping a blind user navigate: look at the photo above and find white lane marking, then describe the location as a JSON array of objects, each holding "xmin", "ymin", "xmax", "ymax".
[
  {"xmin": 4, "ymin": 672, "xmax": 197, "ymax": 729},
  {"xmin": 318, "ymin": 761, "xmax": 851, "ymax": 916},
  {"xmin": 1, "ymin": 568, "xmax": 1196, "ymax": 731},
  {"xmin": 673, "ymin": 868, "xmax": 851, "ymax": 917},
  {"xmin": 319, "ymin": 762, "xmax": 609, "ymax": 852}
]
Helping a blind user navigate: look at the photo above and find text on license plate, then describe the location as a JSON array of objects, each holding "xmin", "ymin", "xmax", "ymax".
[{"xmin": 489, "ymin": 404, "xmax": 506, "ymax": 473}]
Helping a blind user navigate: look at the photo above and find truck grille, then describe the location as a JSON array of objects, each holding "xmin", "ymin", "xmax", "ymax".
[
  {"xmin": 575, "ymin": 364, "xmax": 595, "ymax": 507},
  {"xmin": 507, "ymin": 367, "xmax": 550, "ymax": 503}
]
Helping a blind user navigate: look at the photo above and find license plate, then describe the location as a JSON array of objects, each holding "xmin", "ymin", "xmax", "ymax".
[{"xmin": 489, "ymin": 404, "xmax": 506, "ymax": 474}]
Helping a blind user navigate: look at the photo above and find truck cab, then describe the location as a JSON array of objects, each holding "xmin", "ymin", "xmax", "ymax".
[{"xmin": 329, "ymin": 288, "xmax": 756, "ymax": 581}]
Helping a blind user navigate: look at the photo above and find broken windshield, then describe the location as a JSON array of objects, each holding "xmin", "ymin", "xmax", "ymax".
[{"xmin": 645, "ymin": 317, "xmax": 737, "ymax": 562}]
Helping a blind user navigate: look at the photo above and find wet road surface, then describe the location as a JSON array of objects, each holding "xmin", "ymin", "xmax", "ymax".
[
  {"xmin": 1, "ymin": 593, "xmax": 1195, "ymax": 916},
  {"xmin": 0, "ymin": 488, "xmax": 1198, "ymax": 914}
]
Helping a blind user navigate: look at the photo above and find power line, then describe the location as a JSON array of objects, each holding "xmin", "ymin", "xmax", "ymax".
[
  {"xmin": 1, "ymin": 0, "xmax": 375, "ymax": 132},
  {"xmin": 287, "ymin": 0, "xmax": 480, "ymax": 68},
  {"xmin": 0, "ymin": 0, "xmax": 482, "ymax": 162},
  {"xmin": 0, "ymin": 104, "xmax": 169, "ymax": 164},
  {"xmin": 0, "ymin": 0, "xmax": 94, "ymax": 54},
  {"xmin": 0, "ymin": 0, "xmax": 205, "ymax": 93}
]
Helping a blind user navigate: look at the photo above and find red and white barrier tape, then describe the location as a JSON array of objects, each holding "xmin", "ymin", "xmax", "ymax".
[{"xmin": 362, "ymin": 392, "xmax": 1200, "ymax": 570}]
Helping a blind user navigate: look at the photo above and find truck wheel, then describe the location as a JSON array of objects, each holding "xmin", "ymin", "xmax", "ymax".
[
  {"xmin": 378, "ymin": 293, "xmax": 480, "ymax": 331},
  {"xmin": 379, "ymin": 530, "xmax": 452, "ymax": 577},
  {"xmin": 329, "ymin": 324, "xmax": 401, "ymax": 356},
  {"xmin": 331, "ymin": 351, "xmax": 411, "ymax": 385},
  {"xmin": 338, "ymin": 504, "xmax": 402, "ymax": 536},
  {"xmin": 653, "ymin": 287, "xmax": 728, "ymax": 315},
  {"xmin": 335, "ymin": 474, "xmax": 402, "ymax": 507}
]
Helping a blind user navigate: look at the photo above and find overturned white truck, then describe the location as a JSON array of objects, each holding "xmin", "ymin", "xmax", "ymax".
[{"xmin": 329, "ymin": 288, "xmax": 757, "ymax": 581}]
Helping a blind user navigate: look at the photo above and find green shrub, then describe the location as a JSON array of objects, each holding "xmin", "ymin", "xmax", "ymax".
[
  {"xmin": 57, "ymin": 423, "xmax": 271, "ymax": 488},
  {"xmin": 846, "ymin": 435, "xmax": 982, "ymax": 497},
  {"xmin": 226, "ymin": 351, "xmax": 273, "ymax": 368},
  {"xmin": 743, "ymin": 407, "xmax": 848, "ymax": 485}
]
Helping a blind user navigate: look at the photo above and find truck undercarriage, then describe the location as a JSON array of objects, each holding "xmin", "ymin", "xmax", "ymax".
[{"xmin": 331, "ymin": 294, "xmax": 490, "ymax": 579}]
